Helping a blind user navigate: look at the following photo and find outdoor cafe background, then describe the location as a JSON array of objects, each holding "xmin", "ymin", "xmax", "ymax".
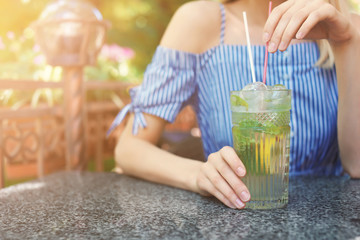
[{"xmin": 0, "ymin": 0, "xmax": 359, "ymax": 187}]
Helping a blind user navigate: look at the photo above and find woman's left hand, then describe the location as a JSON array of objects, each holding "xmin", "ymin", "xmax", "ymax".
[{"xmin": 263, "ymin": 0, "xmax": 358, "ymax": 52}]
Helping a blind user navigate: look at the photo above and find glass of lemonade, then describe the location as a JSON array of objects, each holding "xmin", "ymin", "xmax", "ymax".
[{"xmin": 230, "ymin": 83, "xmax": 291, "ymax": 209}]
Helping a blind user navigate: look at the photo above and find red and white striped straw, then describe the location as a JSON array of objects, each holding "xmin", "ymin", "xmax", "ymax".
[{"xmin": 263, "ymin": 1, "xmax": 273, "ymax": 84}]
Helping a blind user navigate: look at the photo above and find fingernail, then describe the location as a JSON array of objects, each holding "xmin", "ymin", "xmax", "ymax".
[
  {"xmin": 268, "ymin": 42, "xmax": 276, "ymax": 52},
  {"xmin": 237, "ymin": 167, "xmax": 246, "ymax": 177},
  {"xmin": 240, "ymin": 191, "xmax": 251, "ymax": 202},
  {"xmin": 235, "ymin": 199, "xmax": 245, "ymax": 209},
  {"xmin": 263, "ymin": 32, "xmax": 270, "ymax": 42},
  {"xmin": 229, "ymin": 203, "xmax": 237, "ymax": 209},
  {"xmin": 279, "ymin": 42, "xmax": 286, "ymax": 50},
  {"xmin": 269, "ymin": 42, "xmax": 276, "ymax": 52},
  {"xmin": 296, "ymin": 31, "xmax": 304, "ymax": 39}
]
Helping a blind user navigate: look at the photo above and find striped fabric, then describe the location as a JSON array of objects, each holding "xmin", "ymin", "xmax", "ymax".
[{"xmin": 109, "ymin": 4, "xmax": 343, "ymax": 176}]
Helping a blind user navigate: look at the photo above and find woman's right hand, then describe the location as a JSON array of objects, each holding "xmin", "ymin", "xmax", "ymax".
[{"xmin": 194, "ymin": 146, "xmax": 251, "ymax": 209}]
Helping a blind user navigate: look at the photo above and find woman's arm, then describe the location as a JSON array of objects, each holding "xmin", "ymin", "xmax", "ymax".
[
  {"xmin": 115, "ymin": 1, "xmax": 251, "ymax": 209},
  {"xmin": 115, "ymin": 1, "xmax": 215, "ymax": 190},
  {"xmin": 115, "ymin": 113, "xmax": 202, "ymax": 191},
  {"xmin": 263, "ymin": 0, "xmax": 360, "ymax": 178},
  {"xmin": 333, "ymin": 15, "xmax": 360, "ymax": 178},
  {"xmin": 116, "ymin": 113, "xmax": 249, "ymax": 209}
]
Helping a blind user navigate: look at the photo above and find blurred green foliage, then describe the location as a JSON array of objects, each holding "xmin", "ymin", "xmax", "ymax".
[
  {"xmin": 93, "ymin": 0, "xmax": 191, "ymax": 75},
  {"xmin": 0, "ymin": 0, "xmax": 191, "ymax": 81},
  {"xmin": 0, "ymin": 0, "xmax": 191, "ymax": 107},
  {"xmin": 350, "ymin": 0, "xmax": 360, "ymax": 11},
  {"xmin": 0, "ymin": 0, "xmax": 359, "ymax": 83}
]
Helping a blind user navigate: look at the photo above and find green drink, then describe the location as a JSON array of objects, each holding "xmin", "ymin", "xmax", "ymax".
[{"xmin": 231, "ymin": 83, "xmax": 291, "ymax": 209}]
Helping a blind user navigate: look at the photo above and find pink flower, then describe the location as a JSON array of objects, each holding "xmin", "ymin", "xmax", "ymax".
[
  {"xmin": 33, "ymin": 54, "xmax": 46, "ymax": 65},
  {"xmin": 121, "ymin": 47, "xmax": 135, "ymax": 59},
  {"xmin": 6, "ymin": 31, "xmax": 15, "ymax": 40},
  {"xmin": 33, "ymin": 44, "xmax": 41, "ymax": 52},
  {"xmin": 0, "ymin": 37, "xmax": 5, "ymax": 50},
  {"xmin": 100, "ymin": 44, "xmax": 135, "ymax": 62}
]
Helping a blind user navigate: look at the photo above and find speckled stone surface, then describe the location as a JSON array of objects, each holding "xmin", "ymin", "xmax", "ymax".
[{"xmin": 0, "ymin": 171, "xmax": 360, "ymax": 240}]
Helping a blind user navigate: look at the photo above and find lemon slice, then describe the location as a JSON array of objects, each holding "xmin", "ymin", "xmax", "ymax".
[{"xmin": 256, "ymin": 134, "xmax": 280, "ymax": 174}]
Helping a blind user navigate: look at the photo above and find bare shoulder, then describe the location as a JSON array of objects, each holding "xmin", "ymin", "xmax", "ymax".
[
  {"xmin": 351, "ymin": 13, "xmax": 360, "ymax": 32},
  {"xmin": 160, "ymin": 1, "xmax": 222, "ymax": 53}
]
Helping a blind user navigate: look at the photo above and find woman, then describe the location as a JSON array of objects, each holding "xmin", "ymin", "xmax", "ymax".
[{"xmin": 109, "ymin": 0, "xmax": 360, "ymax": 209}]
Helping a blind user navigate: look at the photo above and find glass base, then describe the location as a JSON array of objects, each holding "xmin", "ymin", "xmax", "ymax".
[{"xmin": 245, "ymin": 198, "xmax": 288, "ymax": 210}]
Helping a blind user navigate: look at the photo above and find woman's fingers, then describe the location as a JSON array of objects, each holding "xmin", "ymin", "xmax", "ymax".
[
  {"xmin": 266, "ymin": 1, "xmax": 314, "ymax": 52},
  {"xmin": 263, "ymin": 1, "xmax": 293, "ymax": 43},
  {"xmin": 267, "ymin": 4, "xmax": 304, "ymax": 52},
  {"xmin": 277, "ymin": 2, "xmax": 320, "ymax": 51},
  {"xmin": 205, "ymin": 162, "xmax": 246, "ymax": 209},
  {"xmin": 216, "ymin": 151, "xmax": 251, "ymax": 203},
  {"xmin": 264, "ymin": 0, "xmax": 340, "ymax": 52},
  {"xmin": 198, "ymin": 147, "xmax": 250, "ymax": 209},
  {"xmin": 296, "ymin": 4, "xmax": 336, "ymax": 40},
  {"xmin": 219, "ymin": 146, "xmax": 246, "ymax": 177},
  {"xmin": 278, "ymin": 9, "xmax": 310, "ymax": 50},
  {"xmin": 199, "ymin": 175, "xmax": 237, "ymax": 209}
]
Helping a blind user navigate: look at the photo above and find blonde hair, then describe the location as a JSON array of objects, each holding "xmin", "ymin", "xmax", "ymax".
[{"xmin": 220, "ymin": 0, "xmax": 350, "ymax": 68}]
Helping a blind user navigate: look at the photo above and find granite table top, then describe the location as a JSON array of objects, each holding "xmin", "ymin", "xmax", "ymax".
[{"xmin": 0, "ymin": 171, "xmax": 360, "ymax": 240}]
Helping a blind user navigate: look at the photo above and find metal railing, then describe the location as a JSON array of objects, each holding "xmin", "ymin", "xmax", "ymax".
[{"xmin": 0, "ymin": 79, "xmax": 132, "ymax": 188}]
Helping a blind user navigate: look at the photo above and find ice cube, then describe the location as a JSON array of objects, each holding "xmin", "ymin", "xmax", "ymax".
[
  {"xmin": 271, "ymin": 84, "xmax": 288, "ymax": 99},
  {"xmin": 267, "ymin": 84, "xmax": 291, "ymax": 109},
  {"xmin": 242, "ymin": 82, "xmax": 267, "ymax": 100},
  {"xmin": 242, "ymin": 91, "xmax": 257, "ymax": 100},
  {"xmin": 270, "ymin": 96, "xmax": 291, "ymax": 110},
  {"xmin": 264, "ymin": 88, "xmax": 273, "ymax": 100},
  {"xmin": 272, "ymin": 84, "xmax": 287, "ymax": 90},
  {"xmin": 243, "ymin": 82, "xmax": 268, "ymax": 91}
]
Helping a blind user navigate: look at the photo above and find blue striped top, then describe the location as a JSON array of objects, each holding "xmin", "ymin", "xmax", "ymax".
[{"xmin": 109, "ymin": 4, "xmax": 343, "ymax": 176}]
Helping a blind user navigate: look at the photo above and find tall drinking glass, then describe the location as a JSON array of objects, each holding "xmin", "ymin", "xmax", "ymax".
[{"xmin": 230, "ymin": 85, "xmax": 291, "ymax": 209}]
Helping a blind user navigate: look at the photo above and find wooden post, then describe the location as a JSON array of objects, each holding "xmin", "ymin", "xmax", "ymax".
[
  {"xmin": 95, "ymin": 114, "xmax": 104, "ymax": 172},
  {"xmin": 36, "ymin": 118, "xmax": 44, "ymax": 178},
  {"xmin": 63, "ymin": 67, "xmax": 87, "ymax": 170}
]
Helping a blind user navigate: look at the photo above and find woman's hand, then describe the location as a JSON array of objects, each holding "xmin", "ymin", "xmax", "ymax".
[
  {"xmin": 263, "ymin": 0, "xmax": 357, "ymax": 52},
  {"xmin": 194, "ymin": 146, "xmax": 250, "ymax": 209}
]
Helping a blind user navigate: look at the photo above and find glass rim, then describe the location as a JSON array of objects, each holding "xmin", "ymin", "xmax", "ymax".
[{"xmin": 230, "ymin": 89, "xmax": 291, "ymax": 93}]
